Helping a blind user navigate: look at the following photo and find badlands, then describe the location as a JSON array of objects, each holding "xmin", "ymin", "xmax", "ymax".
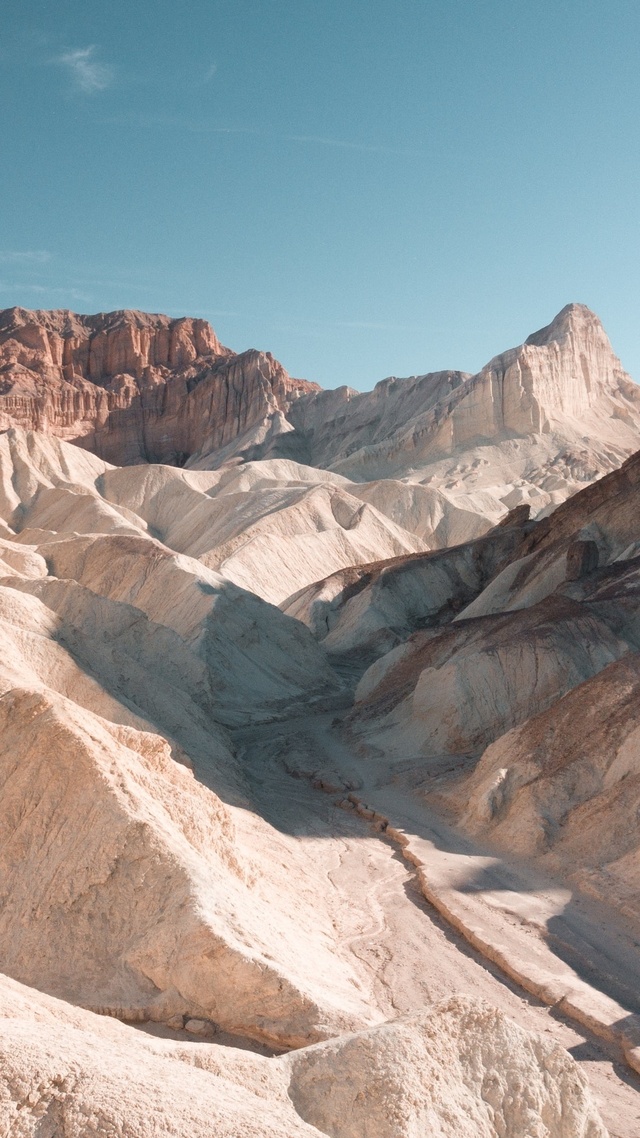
[{"xmin": 1, "ymin": 303, "xmax": 640, "ymax": 1134}]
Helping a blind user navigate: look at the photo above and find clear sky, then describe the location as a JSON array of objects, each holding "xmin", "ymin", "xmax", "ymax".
[{"xmin": 1, "ymin": 1, "xmax": 639, "ymax": 390}]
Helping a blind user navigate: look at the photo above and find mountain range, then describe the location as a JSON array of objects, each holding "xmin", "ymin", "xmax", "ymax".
[{"xmin": 1, "ymin": 302, "xmax": 639, "ymax": 1135}]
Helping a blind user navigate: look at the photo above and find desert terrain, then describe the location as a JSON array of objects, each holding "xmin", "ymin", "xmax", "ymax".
[{"xmin": 1, "ymin": 303, "xmax": 640, "ymax": 1134}]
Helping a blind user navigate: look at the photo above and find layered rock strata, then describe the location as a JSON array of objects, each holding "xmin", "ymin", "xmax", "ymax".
[{"xmin": 0, "ymin": 307, "xmax": 318, "ymax": 465}]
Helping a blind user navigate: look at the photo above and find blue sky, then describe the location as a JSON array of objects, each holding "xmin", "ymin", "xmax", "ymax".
[{"xmin": 1, "ymin": 1, "xmax": 639, "ymax": 390}]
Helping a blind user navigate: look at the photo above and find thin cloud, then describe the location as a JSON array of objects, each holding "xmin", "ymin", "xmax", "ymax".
[
  {"xmin": 203, "ymin": 62, "xmax": 218, "ymax": 83},
  {"xmin": 93, "ymin": 115, "xmax": 418, "ymax": 155},
  {"xmin": 57, "ymin": 46, "xmax": 113, "ymax": 93},
  {"xmin": 0, "ymin": 283, "xmax": 91, "ymax": 302},
  {"xmin": 284, "ymin": 133, "xmax": 420, "ymax": 157},
  {"xmin": 0, "ymin": 250, "xmax": 51, "ymax": 265},
  {"xmin": 333, "ymin": 320, "xmax": 416, "ymax": 330}
]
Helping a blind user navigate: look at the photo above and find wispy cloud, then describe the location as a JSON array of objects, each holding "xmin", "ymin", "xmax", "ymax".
[
  {"xmin": 56, "ymin": 46, "xmax": 113, "ymax": 93},
  {"xmin": 0, "ymin": 250, "xmax": 52, "ymax": 265},
  {"xmin": 0, "ymin": 283, "xmax": 91, "ymax": 302},
  {"xmin": 332, "ymin": 320, "xmax": 415, "ymax": 330},
  {"xmin": 284, "ymin": 134, "xmax": 420, "ymax": 156},
  {"xmin": 203, "ymin": 62, "xmax": 218, "ymax": 83},
  {"xmin": 95, "ymin": 114, "xmax": 419, "ymax": 156}
]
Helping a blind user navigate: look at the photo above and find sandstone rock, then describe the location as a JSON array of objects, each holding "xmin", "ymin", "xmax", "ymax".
[
  {"xmin": 99, "ymin": 458, "xmax": 428, "ymax": 605},
  {"xmin": 0, "ymin": 308, "xmax": 318, "ymax": 466},
  {"xmin": 452, "ymin": 444, "xmax": 640, "ymax": 622},
  {"xmin": 0, "ymin": 304, "xmax": 634, "ymax": 1132},
  {"xmin": 165, "ymin": 1014, "xmax": 185, "ymax": 1030},
  {"xmin": 446, "ymin": 652, "xmax": 640, "ymax": 920},
  {"xmin": 283, "ymin": 517, "xmax": 535, "ymax": 664},
  {"xmin": 33, "ymin": 530, "xmax": 340, "ymax": 725},
  {"xmin": 0, "ymin": 972, "xmax": 320, "ymax": 1138},
  {"xmin": 1, "ymin": 303, "xmax": 639, "ymax": 542},
  {"xmin": 280, "ymin": 303, "xmax": 640, "ymax": 486},
  {"xmin": 0, "ymin": 429, "xmax": 344, "ymax": 723},
  {"xmin": 0, "ymin": 429, "xmax": 430, "ymax": 605},
  {"xmin": 184, "ymin": 1018, "xmax": 211, "ymax": 1035},
  {"xmin": 0, "ymin": 684, "xmax": 369, "ymax": 1046}
]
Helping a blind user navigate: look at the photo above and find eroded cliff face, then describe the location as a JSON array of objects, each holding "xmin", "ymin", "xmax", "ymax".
[
  {"xmin": 0, "ymin": 308, "xmax": 318, "ymax": 465},
  {"xmin": 280, "ymin": 303, "xmax": 640, "ymax": 480}
]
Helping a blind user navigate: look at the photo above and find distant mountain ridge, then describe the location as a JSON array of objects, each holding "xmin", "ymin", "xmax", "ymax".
[{"xmin": 1, "ymin": 303, "xmax": 639, "ymax": 527}]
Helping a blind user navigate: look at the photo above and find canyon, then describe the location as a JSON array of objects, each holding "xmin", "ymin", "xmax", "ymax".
[{"xmin": 1, "ymin": 304, "xmax": 640, "ymax": 1134}]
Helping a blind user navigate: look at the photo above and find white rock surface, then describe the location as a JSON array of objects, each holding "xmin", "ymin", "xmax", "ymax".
[
  {"xmin": 0, "ymin": 677, "xmax": 375, "ymax": 1045},
  {"xmin": 0, "ymin": 974, "xmax": 606, "ymax": 1138},
  {"xmin": 286, "ymin": 996, "xmax": 607, "ymax": 1138},
  {"xmin": 100, "ymin": 459, "xmax": 427, "ymax": 605},
  {"xmin": 0, "ymin": 305, "xmax": 634, "ymax": 1134}
]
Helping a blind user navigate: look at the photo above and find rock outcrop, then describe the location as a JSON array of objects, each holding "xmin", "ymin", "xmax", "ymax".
[
  {"xmin": 0, "ymin": 430, "xmax": 383, "ymax": 1047},
  {"xmin": 0, "ymin": 976, "xmax": 607, "ymax": 1138},
  {"xmin": 282, "ymin": 518, "xmax": 536, "ymax": 664},
  {"xmin": 285, "ymin": 996, "xmax": 607, "ymax": 1138},
  {"xmin": 281, "ymin": 303, "xmax": 640, "ymax": 482},
  {"xmin": 0, "ymin": 428, "xmax": 428, "ymax": 606},
  {"xmin": 338, "ymin": 430, "xmax": 640, "ymax": 976},
  {"xmin": 0, "ymin": 307, "xmax": 318, "ymax": 465},
  {"xmin": 0, "ymin": 303, "xmax": 636, "ymax": 1133},
  {"xmin": 0, "ymin": 685, "xmax": 367, "ymax": 1045},
  {"xmin": 98, "ymin": 457, "xmax": 428, "ymax": 605}
]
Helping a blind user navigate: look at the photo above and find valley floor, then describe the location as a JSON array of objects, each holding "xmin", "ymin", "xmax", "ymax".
[{"xmin": 230, "ymin": 708, "xmax": 640, "ymax": 1138}]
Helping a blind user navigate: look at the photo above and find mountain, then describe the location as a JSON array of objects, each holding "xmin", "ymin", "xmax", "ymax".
[
  {"xmin": 2, "ymin": 303, "xmax": 640, "ymax": 1132},
  {"xmin": 0, "ymin": 425, "xmax": 611, "ymax": 1135},
  {"xmin": 0, "ymin": 307, "xmax": 318, "ymax": 465},
  {"xmin": 2, "ymin": 303, "xmax": 639, "ymax": 550}
]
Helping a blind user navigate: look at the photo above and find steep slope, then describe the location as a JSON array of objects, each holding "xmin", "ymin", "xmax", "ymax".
[
  {"xmin": 0, "ymin": 684, "xmax": 371, "ymax": 1045},
  {"xmin": 98, "ymin": 458, "xmax": 427, "ymax": 604},
  {"xmin": 0, "ymin": 428, "xmax": 428, "ymax": 605},
  {"xmin": 333, "ymin": 440, "xmax": 640, "ymax": 969},
  {"xmin": 0, "ymin": 307, "xmax": 638, "ymax": 1131},
  {"xmin": 446, "ymin": 653, "xmax": 640, "ymax": 920},
  {"xmin": 0, "ymin": 423, "xmax": 615, "ymax": 1128},
  {"xmin": 283, "ymin": 511, "xmax": 535, "ymax": 663},
  {"xmin": 0, "ymin": 307, "xmax": 318, "ymax": 465},
  {"xmin": 0, "ymin": 429, "xmax": 395, "ymax": 1047},
  {"xmin": 283, "ymin": 304, "xmax": 640, "ymax": 479}
]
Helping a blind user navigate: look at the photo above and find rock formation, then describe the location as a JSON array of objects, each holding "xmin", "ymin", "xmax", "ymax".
[
  {"xmin": 0, "ymin": 307, "xmax": 318, "ymax": 465},
  {"xmin": 0, "ymin": 978, "xmax": 606, "ymax": 1137},
  {"xmin": 1, "ymin": 303, "xmax": 639, "ymax": 542},
  {"xmin": 1, "ymin": 301, "xmax": 639, "ymax": 1133},
  {"xmin": 192, "ymin": 302, "xmax": 640, "ymax": 527},
  {"xmin": 324, "ymin": 441, "xmax": 640, "ymax": 972}
]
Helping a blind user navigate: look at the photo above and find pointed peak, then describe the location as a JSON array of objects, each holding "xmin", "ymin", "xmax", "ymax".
[{"xmin": 525, "ymin": 304, "xmax": 606, "ymax": 348}]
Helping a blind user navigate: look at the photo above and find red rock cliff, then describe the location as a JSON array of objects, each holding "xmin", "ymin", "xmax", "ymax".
[{"xmin": 0, "ymin": 308, "xmax": 318, "ymax": 465}]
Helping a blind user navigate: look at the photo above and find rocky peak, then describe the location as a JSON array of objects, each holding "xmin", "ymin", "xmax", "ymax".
[{"xmin": 524, "ymin": 303, "xmax": 607, "ymax": 348}]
